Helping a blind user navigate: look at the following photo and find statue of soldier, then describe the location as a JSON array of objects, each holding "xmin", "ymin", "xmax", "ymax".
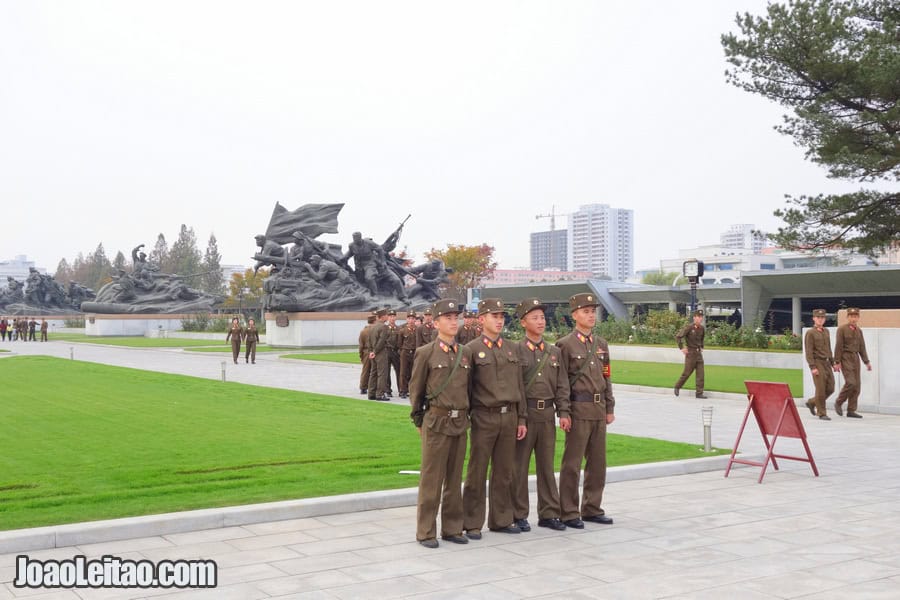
[
  {"xmin": 340, "ymin": 231, "xmax": 381, "ymax": 296},
  {"xmin": 25, "ymin": 267, "xmax": 46, "ymax": 305},
  {"xmin": 5, "ymin": 277, "xmax": 25, "ymax": 304},
  {"xmin": 253, "ymin": 234, "xmax": 286, "ymax": 273},
  {"xmin": 407, "ymin": 260, "xmax": 451, "ymax": 301},
  {"xmin": 373, "ymin": 253, "xmax": 410, "ymax": 303},
  {"xmin": 304, "ymin": 254, "xmax": 352, "ymax": 290}
]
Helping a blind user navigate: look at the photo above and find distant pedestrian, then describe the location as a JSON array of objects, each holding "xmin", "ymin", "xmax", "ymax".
[
  {"xmin": 28, "ymin": 318, "xmax": 37, "ymax": 341},
  {"xmin": 834, "ymin": 308, "xmax": 871, "ymax": 419},
  {"xmin": 225, "ymin": 317, "xmax": 243, "ymax": 364},
  {"xmin": 0, "ymin": 318, "xmax": 7, "ymax": 341},
  {"xmin": 40, "ymin": 319, "xmax": 48, "ymax": 342},
  {"xmin": 804, "ymin": 308, "xmax": 835, "ymax": 420},
  {"xmin": 674, "ymin": 309, "xmax": 707, "ymax": 399}
]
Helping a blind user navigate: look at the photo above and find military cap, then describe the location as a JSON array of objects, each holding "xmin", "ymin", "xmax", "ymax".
[
  {"xmin": 387, "ymin": 309, "xmax": 397, "ymax": 316},
  {"xmin": 366, "ymin": 314, "xmax": 376, "ymax": 324},
  {"xmin": 464, "ymin": 310, "xmax": 477, "ymax": 318},
  {"xmin": 846, "ymin": 307, "xmax": 860, "ymax": 316},
  {"xmin": 478, "ymin": 298, "xmax": 505, "ymax": 316},
  {"xmin": 569, "ymin": 292, "xmax": 599, "ymax": 312},
  {"xmin": 422, "ymin": 307, "xmax": 432, "ymax": 316},
  {"xmin": 406, "ymin": 310, "xmax": 417, "ymax": 319},
  {"xmin": 693, "ymin": 308, "xmax": 704, "ymax": 317},
  {"xmin": 516, "ymin": 297, "xmax": 546, "ymax": 319},
  {"xmin": 376, "ymin": 307, "xmax": 388, "ymax": 317},
  {"xmin": 432, "ymin": 298, "xmax": 461, "ymax": 318},
  {"xmin": 812, "ymin": 308, "xmax": 827, "ymax": 317}
]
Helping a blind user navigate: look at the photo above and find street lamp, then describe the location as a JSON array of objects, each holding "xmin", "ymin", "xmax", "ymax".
[
  {"xmin": 238, "ymin": 286, "xmax": 250, "ymax": 321},
  {"xmin": 701, "ymin": 406, "xmax": 714, "ymax": 452},
  {"xmin": 683, "ymin": 259, "xmax": 705, "ymax": 315}
]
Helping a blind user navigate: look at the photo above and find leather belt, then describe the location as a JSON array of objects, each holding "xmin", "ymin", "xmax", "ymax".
[
  {"xmin": 527, "ymin": 399, "xmax": 549, "ymax": 410},
  {"xmin": 473, "ymin": 404, "xmax": 511, "ymax": 414},
  {"xmin": 430, "ymin": 407, "xmax": 466, "ymax": 418},
  {"xmin": 572, "ymin": 393, "xmax": 603, "ymax": 404}
]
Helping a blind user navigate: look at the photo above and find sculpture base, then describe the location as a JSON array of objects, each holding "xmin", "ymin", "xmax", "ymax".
[
  {"xmin": 84, "ymin": 313, "xmax": 197, "ymax": 337},
  {"xmin": 265, "ymin": 311, "xmax": 381, "ymax": 348}
]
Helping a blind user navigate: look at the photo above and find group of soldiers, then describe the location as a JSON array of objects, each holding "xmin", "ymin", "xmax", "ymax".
[
  {"xmin": 224, "ymin": 317, "xmax": 262, "ymax": 364},
  {"xmin": 379, "ymin": 293, "xmax": 615, "ymax": 549},
  {"xmin": 0, "ymin": 317, "xmax": 49, "ymax": 342}
]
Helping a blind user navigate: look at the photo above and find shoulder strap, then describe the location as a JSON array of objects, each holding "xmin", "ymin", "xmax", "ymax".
[
  {"xmin": 568, "ymin": 335, "xmax": 598, "ymax": 387},
  {"xmin": 426, "ymin": 345, "xmax": 464, "ymax": 401},
  {"xmin": 524, "ymin": 347, "xmax": 552, "ymax": 392}
]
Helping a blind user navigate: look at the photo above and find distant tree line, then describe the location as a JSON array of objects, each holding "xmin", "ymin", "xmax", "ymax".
[{"xmin": 53, "ymin": 225, "xmax": 226, "ymax": 296}]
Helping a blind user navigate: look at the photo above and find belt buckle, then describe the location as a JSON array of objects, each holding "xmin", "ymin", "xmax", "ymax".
[
  {"xmin": 449, "ymin": 409, "xmax": 459, "ymax": 418},
  {"xmin": 593, "ymin": 394, "xmax": 602, "ymax": 404},
  {"xmin": 500, "ymin": 406, "xmax": 509, "ymax": 414},
  {"xmin": 536, "ymin": 400, "xmax": 545, "ymax": 410}
]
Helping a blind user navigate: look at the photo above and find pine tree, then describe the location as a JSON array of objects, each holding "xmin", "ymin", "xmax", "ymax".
[{"xmin": 202, "ymin": 233, "xmax": 225, "ymax": 295}]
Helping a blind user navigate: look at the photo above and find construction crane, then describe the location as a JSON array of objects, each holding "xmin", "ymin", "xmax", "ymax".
[{"xmin": 534, "ymin": 205, "xmax": 571, "ymax": 270}]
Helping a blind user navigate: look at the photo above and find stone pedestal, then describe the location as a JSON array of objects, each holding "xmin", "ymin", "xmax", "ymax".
[
  {"xmin": 84, "ymin": 313, "xmax": 196, "ymax": 337},
  {"xmin": 265, "ymin": 312, "xmax": 370, "ymax": 348}
]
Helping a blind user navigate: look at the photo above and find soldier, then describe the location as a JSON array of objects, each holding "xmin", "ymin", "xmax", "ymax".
[
  {"xmin": 513, "ymin": 298, "xmax": 570, "ymax": 532},
  {"xmin": 340, "ymin": 232, "xmax": 381, "ymax": 296},
  {"xmin": 368, "ymin": 308, "xmax": 391, "ymax": 401},
  {"xmin": 359, "ymin": 313, "xmax": 376, "ymax": 395},
  {"xmin": 456, "ymin": 310, "xmax": 479, "ymax": 345},
  {"xmin": 386, "ymin": 309, "xmax": 401, "ymax": 397},
  {"xmin": 225, "ymin": 317, "xmax": 243, "ymax": 364},
  {"xmin": 834, "ymin": 307, "xmax": 871, "ymax": 418},
  {"xmin": 244, "ymin": 318, "xmax": 261, "ymax": 364},
  {"xmin": 674, "ymin": 309, "xmax": 708, "ymax": 399},
  {"xmin": 398, "ymin": 310, "xmax": 418, "ymax": 398},
  {"xmin": 409, "ymin": 298, "xmax": 472, "ymax": 549},
  {"xmin": 0, "ymin": 317, "xmax": 7, "ymax": 341},
  {"xmin": 556, "ymin": 293, "xmax": 615, "ymax": 529},
  {"xmin": 28, "ymin": 318, "xmax": 37, "ymax": 341},
  {"xmin": 415, "ymin": 308, "xmax": 435, "ymax": 348},
  {"xmin": 462, "ymin": 298, "xmax": 527, "ymax": 539},
  {"xmin": 804, "ymin": 308, "xmax": 835, "ymax": 420},
  {"xmin": 40, "ymin": 319, "xmax": 48, "ymax": 342}
]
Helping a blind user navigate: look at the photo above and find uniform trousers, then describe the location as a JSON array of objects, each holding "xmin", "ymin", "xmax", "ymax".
[
  {"xmin": 416, "ymin": 425, "xmax": 467, "ymax": 541},
  {"xmin": 560, "ymin": 417, "xmax": 607, "ymax": 521},
  {"xmin": 359, "ymin": 354, "xmax": 371, "ymax": 391},
  {"xmin": 399, "ymin": 349, "xmax": 414, "ymax": 394},
  {"xmin": 836, "ymin": 356, "xmax": 861, "ymax": 412},
  {"xmin": 368, "ymin": 351, "xmax": 389, "ymax": 398},
  {"xmin": 388, "ymin": 350, "xmax": 401, "ymax": 393},
  {"xmin": 230, "ymin": 339, "xmax": 241, "ymax": 363},
  {"xmin": 463, "ymin": 409, "xmax": 518, "ymax": 532},
  {"xmin": 245, "ymin": 341, "xmax": 257, "ymax": 363},
  {"xmin": 40, "ymin": 331, "xmax": 47, "ymax": 342},
  {"xmin": 806, "ymin": 360, "xmax": 835, "ymax": 416},
  {"xmin": 513, "ymin": 418, "xmax": 560, "ymax": 520},
  {"xmin": 675, "ymin": 349, "xmax": 704, "ymax": 394}
]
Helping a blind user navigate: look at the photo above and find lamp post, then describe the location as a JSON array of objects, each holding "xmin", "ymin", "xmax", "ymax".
[
  {"xmin": 238, "ymin": 286, "xmax": 249, "ymax": 321},
  {"xmin": 682, "ymin": 259, "xmax": 705, "ymax": 315},
  {"xmin": 701, "ymin": 406, "xmax": 714, "ymax": 452}
]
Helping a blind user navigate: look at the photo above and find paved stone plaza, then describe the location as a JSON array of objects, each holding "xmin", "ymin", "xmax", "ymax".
[{"xmin": 2, "ymin": 341, "xmax": 899, "ymax": 598}]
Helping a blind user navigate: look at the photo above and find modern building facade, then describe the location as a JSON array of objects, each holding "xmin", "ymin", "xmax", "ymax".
[
  {"xmin": 567, "ymin": 203, "xmax": 633, "ymax": 281},
  {"xmin": 481, "ymin": 268, "xmax": 594, "ymax": 287},
  {"xmin": 0, "ymin": 255, "xmax": 45, "ymax": 281},
  {"xmin": 529, "ymin": 229, "xmax": 567, "ymax": 271},
  {"xmin": 720, "ymin": 223, "xmax": 769, "ymax": 253}
]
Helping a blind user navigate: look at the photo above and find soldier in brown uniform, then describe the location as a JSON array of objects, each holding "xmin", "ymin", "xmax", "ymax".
[
  {"xmin": 386, "ymin": 309, "xmax": 400, "ymax": 397},
  {"xmin": 40, "ymin": 319, "xmax": 48, "ymax": 342},
  {"xmin": 368, "ymin": 308, "xmax": 391, "ymax": 401},
  {"xmin": 225, "ymin": 317, "xmax": 243, "ymax": 364},
  {"xmin": 512, "ymin": 297, "xmax": 570, "ymax": 532},
  {"xmin": 244, "ymin": 318, "xmax": 261, "ymax": 364},
  {"xmin": 804, "ymin": 308, "xmax": 835, "ymax": 420},
  {"xmin": 409, "ymin": 298, "xmax": 473, "ymax": 549},
  {"xmin": 415, "ymin": 308, "xmax": 435, "ymax": 348},
  {"xmin": 456, "ymin": 311, "xmax": 479, "ymax": 345},
  {"xmin": 462, "ymin": 298, "xmax": 527, "ymax": 539},
  {"xmin": 398, "ymin": 311, "xmax": 418, "ymax": 398},
  {"xmin": 674, "ymin": 309, "xmax": 708, "ymax": 399},
  {"xmin": 834, "ymin": 307, "xmax": 871, "ymax": 418},
  {"xmin": 556, "ymin": 292, "xmax": 615, "ymax": 528},
  {"xmin": 359, "ymin": 313, "xmax": 376, "ymax": 395}
]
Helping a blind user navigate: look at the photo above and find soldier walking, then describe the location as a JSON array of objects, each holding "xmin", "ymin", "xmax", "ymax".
[
  {"xmin": 556, "ymin": 293, "xmax": 615, "ymax": 528},
  {"xmin": 409, "ymin": 299, "xmax": 472, "ymax": 549},
  {"xmin": 512, "ymin": 298, "xmax": 570, "ymax": 532},
  {"xmin": 674, "ymin": 309, "xmax": 707, "ymax": 399},
  {"xmin": 804, "ymin": 308, "xmax": 835, "ymax": 420},
  {"xmin": 225, "ymin": 317, "xmax": 243, "ymax": 364},
  {"xmin": 244, "ymin": 318, "xmax": 261, "ymax": 364},
  {"xmin": 462, "ymin": 298, "xmax": 527, "ymax": 539},
  {"xmin": 834, "ymin": 307, "xmax": 871, "ymax": 418}
]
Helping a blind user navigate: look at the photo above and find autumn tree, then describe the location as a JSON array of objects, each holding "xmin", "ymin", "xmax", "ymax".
[
  {"xmin": 722, "ymin": 0, "xmax": 899, "ymax": 257},
  {"xmin": 223, "ymin": 268, "xmax": 268, "ymax": 310},
  {"xmin": 54, "ymin": 258, "xmax": 73, "ymax": 286},
  {"xmin": 425, "ymin": 244, "xmax": 497, "ymax": 298}
]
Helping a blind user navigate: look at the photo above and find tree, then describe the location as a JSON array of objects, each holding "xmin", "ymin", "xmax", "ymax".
[
  {"xmin": 424, "ymin": 244, "xmax": 497, "ymax": 297},
  {"xmin": 113, "ymin": 251, "xmax": 127, "ymax": 273},
  {"xmin": 85, "ymin": 243, "xmax": 112, "ymax": 290},
  {"xmin": 201, "ymin": 233, "xmax": 225, "ymax": 295},
  {"xmin": 54, "ymin": 258, "xmax": 73, "ymax": 286},
  {"xmin": 722, "ymin": 0, "xmax": 899, "ymax": 257},
  {"xmin": 642, "ymin": 271, "xmax": 680, "ymax": 286},
  {"xmin": 223, "ymin": 268, "xmax": 268, "ymax": 309},
  {"xmin": 149, "ymin": 233, "xmax": 169, "ymax": 272},
  {"xmin": 168, "ymin": 224, "xmax": 203, "ymax": 279}
]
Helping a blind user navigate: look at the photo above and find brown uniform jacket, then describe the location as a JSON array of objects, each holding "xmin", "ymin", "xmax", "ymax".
[
  {"xmin": 409, "ymin": 339, "xmax": 473, "ymax": 435},
  {"xmin": 467, "ymin": 336, "xmax": 527, "ymax": 426},
  {"xmin": 400, "ymin": 324, "xmax": 417, "ymax": 351},
  {"xmin": 369, "ymin": 321, "xmax": 389, "ymax": 355},
  {"xmin": 556, "ymin": 331, "xmax": 614, "ymax": 420},
  {"xmin": 834, "ymin": 324, "xmax": 869, "ymax": 366},
  {"xmin": 517, "ymin": 338, "xmax": 570, "ymax": 422},
  {"xmin": 386, "ymin": 323, "xmax": 399, "ymax": 351},
  {"xmin": 456, "ymin": 325, "xmax": 479, "ymax": 346},
  {"xmin": 244, "ymin": 327, "xmax": 260, "ymax": 343},
  {"xmin": 415, "ymin": 322, "xmax": 435, "ymax": 347},
  {"xmin": 225, "ymin": 326, "xmax": 244, "ymax": 342},
  {"xmin": 804, "ymin": 327, "xmax": 834, "ymax": 370},
  {"xmin": 675, "ymin": 323, "xmax": 705, "ymax": 351},
  {"xmin": 358, "ymin": 324, "xmax": 371, "ymax": 360}
]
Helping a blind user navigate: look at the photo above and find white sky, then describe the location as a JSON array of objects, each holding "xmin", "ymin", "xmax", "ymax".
[{"xmin": 0, "ymin": 1, "xmax": 861, "ymax": 275}]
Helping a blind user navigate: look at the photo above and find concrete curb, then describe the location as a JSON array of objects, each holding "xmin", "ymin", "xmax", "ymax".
[{"xmin": 0, "ymin": 454, "xmax": 755, "ymax": 555}]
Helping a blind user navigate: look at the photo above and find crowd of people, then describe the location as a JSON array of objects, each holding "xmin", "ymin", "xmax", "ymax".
[{"xmin": 0, "ymin": 317, "xmax": 49, "ymax": 342}]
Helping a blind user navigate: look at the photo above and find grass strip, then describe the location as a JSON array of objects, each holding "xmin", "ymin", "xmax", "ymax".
[
  {"xmin": 0, "ymin": 356, "xmax": 727, "ymax": 530},
  {"xmin": 48, "ymin": 333, "xmax": 224, "ymax": 348}
]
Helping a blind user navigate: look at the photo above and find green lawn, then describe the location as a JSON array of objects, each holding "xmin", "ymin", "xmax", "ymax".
[
  {"xmin": 0, "ymin": 356, "xmax": 727, "ymax": 530},
  {"xmin": 283, "ymin": 352, "xmax": 802, "ymax": 395},
  {"xmin": 48, "ymin": 333, "xmax": 224, "ymax": 348},
  {"xmin": 185, "ymin": 345, "xmax": 274, "ymax": 353}
]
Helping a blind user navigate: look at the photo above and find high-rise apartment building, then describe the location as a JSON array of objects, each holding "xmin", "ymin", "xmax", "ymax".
[
  {"xmin": 529, "ymin": 229, "xmax": 568, "ymax": 271},
  {"xmin": 720, "ymin": 224, "xmax": 768, "ymax": 253},
  {"xmin": 567, "ymin": 204, "xmax": 633, "ymax": 281}
]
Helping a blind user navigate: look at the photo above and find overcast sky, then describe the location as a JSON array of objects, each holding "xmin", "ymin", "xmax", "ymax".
[{"xmin": 0, "ymin": 1, "xmax": 861, "ymax": 276}]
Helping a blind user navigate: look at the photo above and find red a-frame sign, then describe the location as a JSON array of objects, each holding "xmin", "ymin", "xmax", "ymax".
[{"xmin": 725, "ymin": 381, "xmax": 819, "ymax": 483}]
